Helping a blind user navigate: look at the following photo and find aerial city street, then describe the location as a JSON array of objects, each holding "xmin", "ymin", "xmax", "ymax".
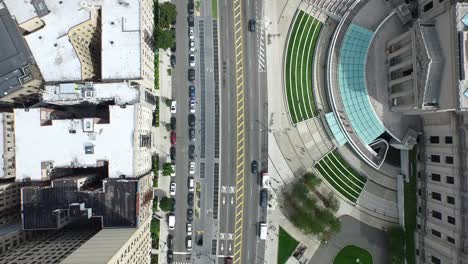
[{"xmin": 0, "ymin": 0, "xmax": 465, "ymax": 263}]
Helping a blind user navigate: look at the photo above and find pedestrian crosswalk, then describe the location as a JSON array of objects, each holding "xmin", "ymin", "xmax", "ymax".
[{"xmin": 258, "ymin": 22, "xmax": 266, "ymax": 72}]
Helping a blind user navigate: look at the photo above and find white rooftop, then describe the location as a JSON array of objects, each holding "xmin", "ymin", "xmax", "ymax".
[
  {"xmin": 2, "ymin": 0, "xmax": 37, "ymax": 24},
  {"xmin": 14, "ymin": 106, "xmax": 135, "ymax": 181},
  {"xmin": 42, "ymin": 82, "xmax": 140, "ymax": 105},
  {"xmin": 101, "ymin": 0, "xmax": 141, "ymax": 80}
]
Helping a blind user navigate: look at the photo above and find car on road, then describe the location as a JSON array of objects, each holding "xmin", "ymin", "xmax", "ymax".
[
  {"xmin": 251, "ymin": 160, "xmax": 258, "ymax": 174},
  {"xmin": 189, "ymin": 99, "xmax": 196, "ymax": 113},
  {"xmin": 189, "ymin": 28, "xmax": 194, "ymax": 40},
  {"xmin": 189, "ymin": 128, "xmax": 195, "ymax": 141},
  {"xmin": 167, "ymin": 234, "xmax": 173, "ymax": 249},
  {"xmin": 170, "ymin": 101, "xmax": 177, "ymax": 114},
  {"xmin": 171, "ymin": 164, "xmax": 176, "ymax": 177},
  {"xmin": 170, "ymin": 147, "xmax": 176, "ymax": 161},
  {"xmin": 188, "ymin": 15, "xmax": 194, "ymax": 27},
  {"xmin": 260, "ymin": 189, "xmax": 268, "ymax": 208},
  {"xmin": 189, "ymin": 85, "xmax": 195, "ymax": 99},
  {"xmin": 189, "ymin": 161, "xmax": 195, "ymax": 175},
  {"xmin": 186, "ymin": 237, "xmax": 192, "ymax": 251},
  {"xmin": 168, "ymin": 213, "xmax": 175, "ymax": 230},
  {"xmin": 189, "ymin": 54, "xmax": 195, "ymax": 67},
  {"xmin": 170, "ymin": 55, "xmax": 176, "ymax": 67},
  {"xmin": 187, "ymin": 208, "xmax": 193, "ymax": 222},
  {"xmin": 170, "ymin": 117, "xmax": 176, "ymax": 130},
  {"xmin": 186, "ymin": 223, "xmax": 193, "ymax": 236},
  {"xmin": 189, "ymin": 40, "xmax": 195, "ymax": 52},
  {"xmin": 188, "ymin": 69, "xmax": 195, "ymax": 81},
  {"xmin": 187, "ymin": 193, "xmax": 194, "ymax": 207},
  {"xmin": 170, "ymin": 131, "xmax": 176, "ymax": 145},
  {"xmin": 170, "ymin": 182, "xmax": 176, "ymax": 196},
  {"xmin": 188, "ymin": 145, "xmax": 195, "ymax": 160},
  {"xmin": 188, "ymin": 177, "xmax": 194, "ymax": 192},
  {"xmin": 188, "ymin": 114, "xmax": 195, "ymax": 127},
  {"xmin": 188, "ymin": 1, "xmax": 194, "ymax": 14},
  {"xmin": 248, "ymin": 19, "xmax": 256, "ymax": 32},
  {"xmin": 167, "ymin": 250, "xmax": 173, "ymax": 263}
]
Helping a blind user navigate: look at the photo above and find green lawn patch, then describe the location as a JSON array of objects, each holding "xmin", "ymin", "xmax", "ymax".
[
  {"xmin": 334, "ymin": 245, "xmax": 373, "ymax": 264},
  {"xmin": 404, "ymin": 148, "xmax": 417, "ymax": 264},
  {"xmin": 277, "ymin": 227, "xmax": 299, "ymax": 264},
  {"xmin": 211, "ymin": 0, "xmax": 218, "ymax": 19}
]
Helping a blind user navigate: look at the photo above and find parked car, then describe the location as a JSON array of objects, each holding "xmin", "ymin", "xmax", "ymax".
[
  {"xmin": 188, "ymin": 145, "xmax": 195, "ymax": 160},
  {"xmin": 189, "ymin": 40, "xmax": 195, "ymax": 52},
  {"xmin": 189, "ymin": 161, "xmax": 195, "ymax": 175},
  {"xmin": 225, "ymin": 257, "xmax": 232, "ymax": 264},
  {"xmin": 167, "ymin": 234, "xmax": 173, "ymax": 249},
  {"xmin": 189, "ymin": 128, "xmax": 195, "ymax": 141},
  {"xmin": 188, "ymin": 15, "xmax": 194, "ymax": 27},
  {"xmin": 188, "ymin": 0, "xmax": 194, "ymax": 14},
  {"xmin": 260, "ymin": 189, "xmax": 268, "ymax": 208},
  {"xmin": 170, "ymin": 117, "xmax": 176, "ymax": 130},
  {"xmin": 170, "ymin": 101, "xmax": 177, "ymax": 114},
  {"xmin": 188, "ymin": 114, "xmax": 195, "ymax": 127},
  {"xmin": 189, "ymin": 99, "xmax": 196, "ymax": 113},
  {"xmin": 171, "ymin": 164, "xmax": 176, "ymax": 177},
  {"xmin": 248, "ymin": 19, "xmax": 256, "ymax": 32},
  {"xmin": 186, "ymin": 237, "xmax": 192, "ymax": 251},
  {"xmin": 188, "ymin": 177, "xmax": 195, "ymax": 192},
  {"xmin": 251, "ymin": 160, "xmax": 258, "ymax": 174},
  {"xmin": 187, "ymin": 209, "xmax": 193, "ymax": 222},
  {"xmin": 167, "ymin": 250, "xmax": 174, "ymax": 263},
  {"xmin": 186, "ymin": 223, "xmax": 193, "ymax": 236},
  {"xmin": 170, "ymin": 131, "xmax": 176, "ymax": 145},
  {"xmin": 170, "ymin": 147, "xmax": 176, "ymax": 161},
  {"xmin": 189, "ymin": 54, "xmax": 195, "ymax": 67},
  {"xmin": 170, "ymin": 182, "xmax": 176, "ymax": 196},
  {"xmin": 189, "ymin": 28, "xmax": 195, "ymax": 40},
  {"xmin": 170, "ymin": 55, "xmax": 176, "ymax": 67},
  {"xmin": 189, "ymin": 85, "xmax": 195, "ymax": 99},
  {"xmin": 188, "ymin": 69, "xmax": 195, "ymax": 81},
  {"xmin": 187, "ymin": 193, "xmax": 194, "ymax": 207}
]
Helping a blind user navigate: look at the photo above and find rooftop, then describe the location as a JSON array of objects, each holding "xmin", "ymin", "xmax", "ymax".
[
  {"xmin": 101, "ymin": 0, "xmax": 141, "ymax": 80},
  {"xmin": 14, "ymin": 105, "xmax": 135, "ymax": 181},
  {"xmin": 0, "ymin": 4, "xmax": 36, "ymax": 96}
]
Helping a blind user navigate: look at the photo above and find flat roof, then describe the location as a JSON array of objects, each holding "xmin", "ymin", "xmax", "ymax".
[
  {"xmin": 20, "ymin": 0, "xmax": 90, "ymax": 82},
  {"xmin": 14, "ymin": 105, "xmax": 135, "ymax": 181},
  {"xmin": 0, "ymin": 4, "xmax": 36, "ymax": 96},
  {"xmin": 42, "ymin": 82, "xmax": 140, "ymax": 105},
  {"xmin": 2, "ymin": 0, "xmax": 40, "ymax": 25},
  {"xmin": 101, "ymin": 0, "xmax": 141, "ymax": 80}
]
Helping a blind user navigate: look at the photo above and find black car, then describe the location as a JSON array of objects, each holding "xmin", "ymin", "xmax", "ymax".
[
  {"xmin": 170, "ymin": 55, "xmax": 176, "ymax": 67},
  {"xmin": 187, "ymin": 193, "xmax": 194, "ymax": 207},
  {"xmin": 188, "ymin": 1, "xmax": 194, "ymax": 14},
  {"xmin": 170, "ymin": 147, "xmax": 176, "ymax": 161},
  {"xmin": 189, "ymin": 128, "xmax": 195, "ymax": 141},
  {"xmin": 260, "ymin": 189, "xmax": 268, "ymax": 208},
  {"xmin": 167, "ymin": 250, "xmax": 174, "ymax": 263},
  {"xmin": 188, "ymin": 15, "xmax": 194, "ymax": 27},
  {"xmin": 189, "ymin": 85, "xmax": 195, "ymax": 99},
  {"xmin": 187, "ymin": 208, "xmax": 193, "ymax": 222},
  {"xmin": 188, "ymin": 114, "xmax": 195, "ymax": 127},
  {"xmin": 248, "ymin": 19, "xmax": 256, "ymax": 32},
  {"xmin": 167, "ymin": 234, "xmax": 173, "ymax": 249},
  {"xmin": 170, "ymin": 117, "xmax": 176, "ymax": 130},
  {"xmin": 188, "ymin": 69, "xmax": 195, "ymax": 81},
  {"xmin": 189, "ymin": 145, "xmax": 195, "ymax": 160},
  {"xmin": 251, "ymin": 160, "xmax": 258, "ymax": 174}
]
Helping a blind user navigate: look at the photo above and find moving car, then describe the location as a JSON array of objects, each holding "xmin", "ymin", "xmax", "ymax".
[
  {"xmin": 188, "ymin": 69, "xmax": 195, "ymax": 81},
  {"xmin": 188, "ymin": 114, "xmax": 195, "ymax": 127},
  {"xmin": 251, "ymin": 160, "xmax": 258, "ymax": 174},
  {"xmin": 260, "ymin": 189, "xmax": 268, "ymax": 208},
  {"xmin": 187, "ymin": 193, "xmax": 194, "ymax": 207},
  {"xmin": 170, "ymin": 55, "xmax": 176, "ymax": 67},
  {"xmin": 187, "ymin": 208, "xmax": 193, "ymax": 222},
  {"xmin": 189, "ymin": 85, "xmax": 195, "ymax": 99},
  {"xmin": 189, "ymin": 99, "xmax": 196, "ymax": 113},
  {"xmin": 188, "ymin": 145, "xmax": 195, "ymax": 160},
  {"xmin": 189, "ymin": 40, "xmax": 195, "ymax": 52},
  {"xmin": 188, "ymin": 177, "xmax": 194, "ymax": 192},
  {"xmin": 168, "ymin": 214, "xmax": 175, "ymax": 230},
  {"xmin": 171, "ymin": 164, "xmax": 176, "ymax": 177},
  {"xmin": 170, "ymin": 101, "xmax": 177, "ymax": 114},
  {"xmin": 170, "ymin": 182, "xmax": 176, "ymax": 196},
  {"xmin": 189, "ymin": 161, "xmax": 195, "ymax": 175},
  {"xmin": 170, "ymin": 147, "xmax": 176, "ymax": 161},
  {"xmin": 170, "ymin": 117, "xmax": 176, "ymax": 130},
  {"xmin": 186, "ymin": 223, "xmax": 193, "ymax": 236},
  {"xmin": 170, "ymin": 131, "xmax": 176, "ymax": 145},
  {"xmin": 248, "ymin": 19, "xmax": 256, "ymax": 32},
  {"xmin": 189, "ymin": 128, "xmax": 195, "ymax": 141},
  {"xmin": 189, "ymin": 54, "xmax": 195, "ymax": 67}
]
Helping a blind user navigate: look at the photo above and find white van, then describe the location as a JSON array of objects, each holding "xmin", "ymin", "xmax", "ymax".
[
  {"xmin": 186, "ymin": 237, "xmax": 192, "ymax": 251},
  {"xmin": 261, "ymin": 172, "xmax": 270, "ymax": 189},
  {"xmin": 259, "ymin": 222, "xmax": 267, "ymax": 240},
  {"xmin": 188, "ymin": 177, "xmax": 194, "ymax": 192},
  {"xmin": 168, "ymin": 214, "xmax": 175, "ymax": 230}
]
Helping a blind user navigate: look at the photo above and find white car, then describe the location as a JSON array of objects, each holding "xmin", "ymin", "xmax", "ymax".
[
  {"xmin": 189, "ymin": 40, "xmax": 195, "ymax": 52},
  {"xmin": 186, "ymin": 237, "xmax": 192, "ymax": 251},
  {"xmin": 186, "ymin": 223, "xmax": 193, "ymax": 236},
  {"xmin": 189, "ymin": 28, "xmax": 194, "ymax": 40},
  {"xmin": 189, "ymin": 99, "xmax": 196, "ymax": 113},
  {"xmin": 189, "ymin": 161, "xmax": 195, "ymax": 175},
  {"xmin": 171, "ymin": 164, "xmax": 176, "ymax": 177},
  {"xmin": 189, "ymin": 54, "xmax": 195, "ymax": 67},
  {"xmin": 170, "ymin": 101, "xmax": 177, "ymax": 114},
  {"xmin": 170, "ymin": 182, "xmax": 176, "ymax": 196},
  {"xmin": 188, "ymin": 177, "xmax": 194, "ymax": 192}
]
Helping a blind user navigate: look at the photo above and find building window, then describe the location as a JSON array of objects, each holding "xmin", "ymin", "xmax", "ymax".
[
  {"xmin": 445, "ymin": 136, "xmax": 452, "ymax": 144},
  {"xmin": 447, "ymin": 216, "xmax": 456, "ymax": 225},
  {"xmin": 423, "ymin": 1, "xmax": 433, "ymax": 12},
  {"xmin": 432, "ymin": 210, "xmax": 442, "ymax": 220},
  {"xmin": 429, "ymin": 136, "xmax": 439, "ymax": 143},
  {"xmin": 447, "ymin": 196, "xmax": 455, "ymax": 205},
  {"xmin": 430, "ymin": 155, "xmax": 440, "ymax": 163},
  {"xmin": 432, "ymin": 192, "xmax": 441, "ymax": 201},
  {"xmin": 446, "ymin": 176, "xmax": 454, "ymax": 184},
  {"xmin": 431, "ymin": 256, "xmax": 441, "ymax": 264},
  {"xmin": 431, "ymin": 229, "xmax": 441, "ymax": 238},
  {"xmin": 431, "ymin": 173, "xmax": 441, "ymax": 182},
  {"xmin": 447, "ymin": 236, "xmax": 455, "ymax": 244},
  {"xmin": 445, "ymin": 156, "xmax": 454, "ymax": 164}
]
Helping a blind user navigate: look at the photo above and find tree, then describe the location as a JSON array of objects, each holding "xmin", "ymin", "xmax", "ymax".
[
  {"xmin": 158, "ymin": 2, "xmax": 177, "ymax": 28},
  {"xmin": 159, "ymin": 197, "xmax": 174, "ymax": 212},
  {"xmin": 155, "ymin": 28, "xmax": 175, "ymax": 50},
  {"xmin": 303, "ymin": 172, "xmax": 321, "ymax": 189},
  {"xmin": 326, "ymin": 192, "xmax": 340, "ymax": 212},
  {"xmin": 162, "ymin": 162, "xmax": 173, "ymax": 176},
  {"xmin": 164, "ymin": 97, "xmax": 173, "ymax": 107},
  {"xmin": 388, "ymin": 226, "xmax": 405, "ymax": 264}
]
